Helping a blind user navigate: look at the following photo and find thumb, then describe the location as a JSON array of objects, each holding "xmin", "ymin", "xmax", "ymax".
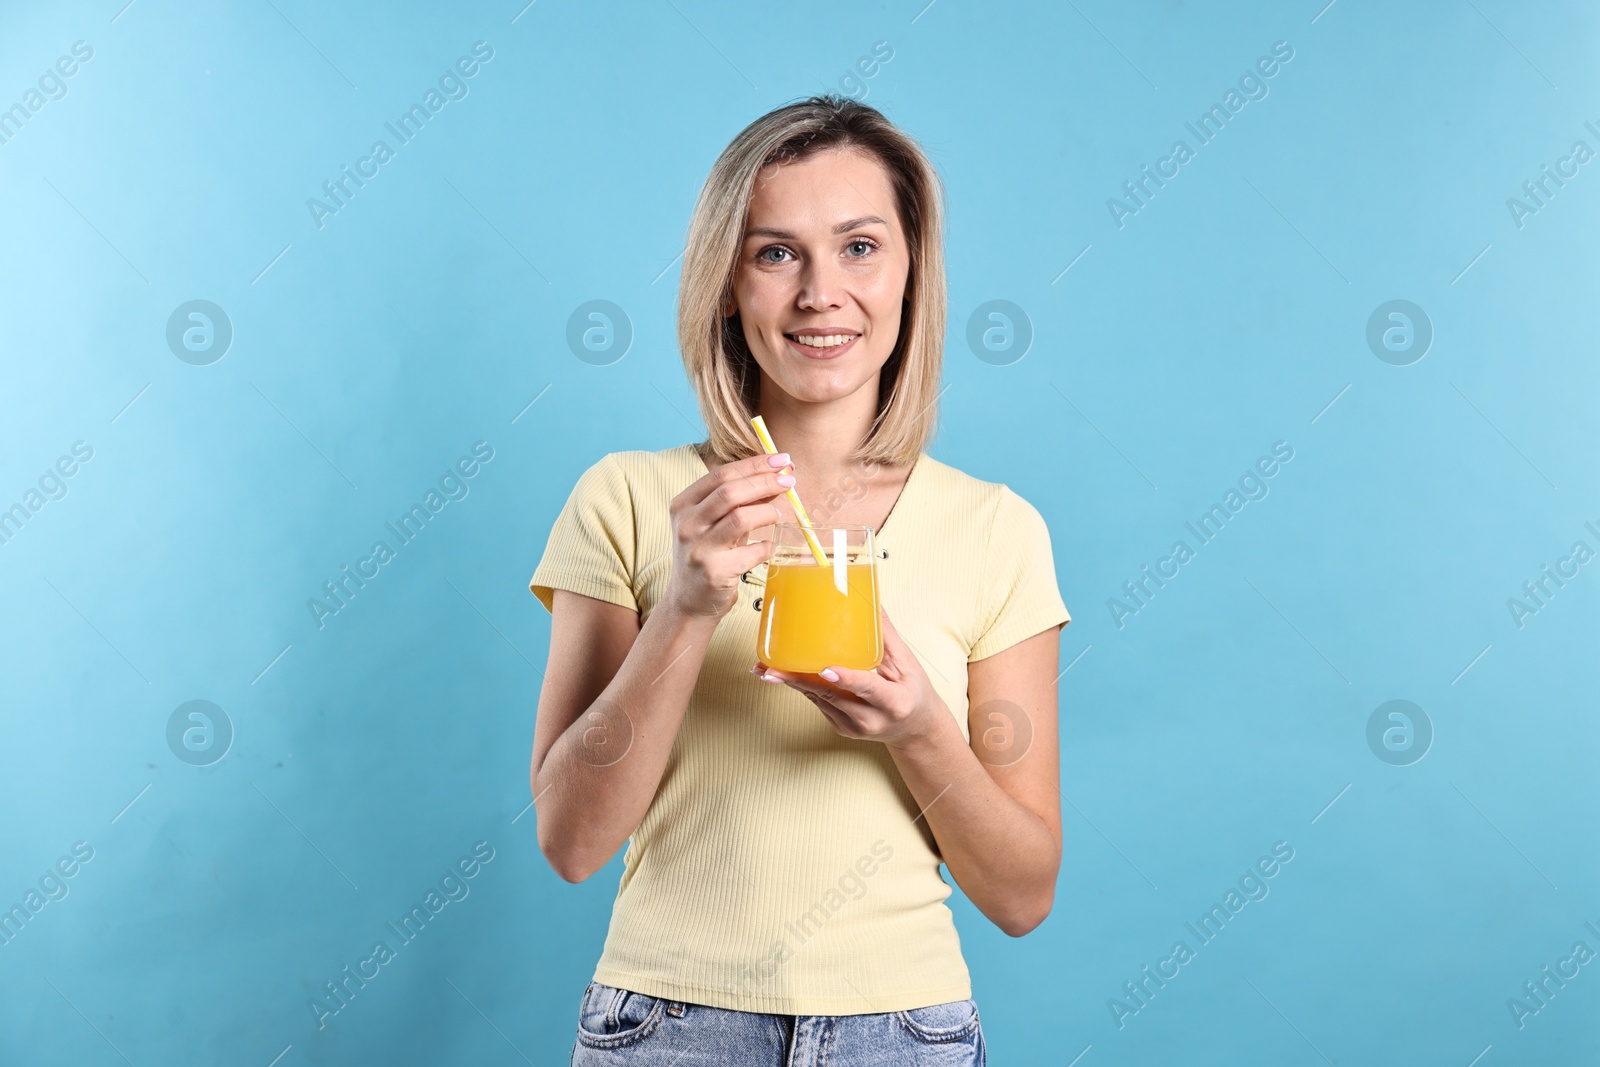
[
  {"xmin": 871, "ymin": 606, "xmax": 912, "ymax": 681},
  {"xmin": 877, "ymin": 604, "xmax": 905, "ymax": 651},
  {"xmin": 735, "ymin": 537, "xmax": 775, "ymax": 572}
]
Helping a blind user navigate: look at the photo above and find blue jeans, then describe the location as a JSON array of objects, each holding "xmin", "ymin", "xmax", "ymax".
[{"xmin": 569, "ymin": 981, "xmax": 986, "ymax": 1065}]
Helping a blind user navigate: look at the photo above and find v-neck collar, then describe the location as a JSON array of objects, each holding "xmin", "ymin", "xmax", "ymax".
[{"xmin": 688, "ymin": 443, "xmax": 922, "ymax": 541}]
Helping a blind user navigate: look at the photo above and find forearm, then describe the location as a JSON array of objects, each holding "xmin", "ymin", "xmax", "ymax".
[
  {"xmin": 535, "ymin": 602, "xmax": 720, "ymax": 881},
  {"xmin": 885, "ymin": 707, "xmax": 1061, "ymax": 935}
]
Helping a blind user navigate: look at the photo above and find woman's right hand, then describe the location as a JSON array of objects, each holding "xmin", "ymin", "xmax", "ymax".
[{"xmin": 660, "ymin": 451, "xmax": 796, "ymax": 619}]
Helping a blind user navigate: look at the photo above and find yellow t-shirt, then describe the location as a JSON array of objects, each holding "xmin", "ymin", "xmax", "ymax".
[{"xmin": 529, "ymin": 443, "xmax": 1071, "ymax": 1015}]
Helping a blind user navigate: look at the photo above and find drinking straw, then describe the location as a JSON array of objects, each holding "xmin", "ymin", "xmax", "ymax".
[{"xmin": 749, "ymin": 415, "xmax": 831, "ymax": 568}]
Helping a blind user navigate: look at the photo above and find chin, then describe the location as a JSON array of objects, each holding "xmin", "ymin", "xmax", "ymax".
[{"xmin": 785, "ymin": 376, "xmax": 871, "ymax": 405}]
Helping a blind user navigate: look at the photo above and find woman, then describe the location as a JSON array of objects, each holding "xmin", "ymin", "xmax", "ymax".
[{"xmin": 529, "ymin": 94, "xmax": 1070, "ymax": 1065}]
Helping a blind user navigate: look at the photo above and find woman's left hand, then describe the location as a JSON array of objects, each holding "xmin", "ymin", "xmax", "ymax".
[{"xmin": 751, "ymin": 606, "xmax": 948, "ymax": 748}]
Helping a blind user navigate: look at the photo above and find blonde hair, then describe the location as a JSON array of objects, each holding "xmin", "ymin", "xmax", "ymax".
[{"xmin": 677, "ymin": 94, "xmax": 946, "ymax": 468}]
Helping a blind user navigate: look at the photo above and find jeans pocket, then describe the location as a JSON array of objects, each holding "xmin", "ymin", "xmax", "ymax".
[
  {"xmin": 575, "ymin": 982, "xmax": 667, "ymax": 1050},
  {"xmin": 894, "ymin": 998, "xmax": 981, "ymax": 1044}
]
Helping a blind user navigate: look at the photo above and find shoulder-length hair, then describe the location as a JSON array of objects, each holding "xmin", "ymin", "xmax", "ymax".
[{"xmin": 678, "ymin": 94, "xmax": 946, "ymax": 469}]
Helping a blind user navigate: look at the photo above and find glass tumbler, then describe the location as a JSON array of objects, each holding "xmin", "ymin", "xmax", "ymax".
[{"xmin": 754, "ymin": 522, "xmax": 883, "ymax": 673}]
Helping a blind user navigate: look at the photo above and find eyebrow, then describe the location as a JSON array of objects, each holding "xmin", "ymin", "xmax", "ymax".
[{"xmin": 745, "ymin": 215, "xmax": 889, "ymax": 240}]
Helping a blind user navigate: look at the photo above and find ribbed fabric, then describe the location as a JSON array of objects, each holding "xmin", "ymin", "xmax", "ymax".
[{"xmin": 529, "ymin": 443, "xmax": 1071, "ymax": 1015}]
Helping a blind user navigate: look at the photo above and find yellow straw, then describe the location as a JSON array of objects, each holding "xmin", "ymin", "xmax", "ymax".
[{"xmin": 750, "ymin": 415, "xmax": 831, "ymax": 568}]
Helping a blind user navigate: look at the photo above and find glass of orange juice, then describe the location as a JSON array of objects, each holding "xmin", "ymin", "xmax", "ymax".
[{"xmin": 755, "ymin": 522, "xmax": 883, "ymax": 674}]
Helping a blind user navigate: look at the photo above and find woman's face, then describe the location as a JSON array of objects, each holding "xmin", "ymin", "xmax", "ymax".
[{"xmin": 727, "ymin": 146, "xmax": 912, "ymax": 406}]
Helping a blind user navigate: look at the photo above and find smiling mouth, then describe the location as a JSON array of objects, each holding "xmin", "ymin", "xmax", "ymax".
[{"xmin": 784, "ymin": 332, "xmax": 861, "ymax": 359}]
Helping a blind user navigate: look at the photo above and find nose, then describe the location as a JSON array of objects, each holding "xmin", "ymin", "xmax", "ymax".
[{"xmin": 796, "ymin": 257, "xmax": 846, "ymax": 312}]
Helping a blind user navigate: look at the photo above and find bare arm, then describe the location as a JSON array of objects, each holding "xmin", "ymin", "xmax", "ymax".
[
  {"xmin": 531, "ymin": 592, "xmax": 720, "ymax": 882},
  {"xmin": 530, "ymin": 450, "xmax": 797, "ymax": 882},
  {"xmin": 887, "ymin": 626, "xmax": 1064, "ymax": 935},
  {"xmin": 756, "ymin": 617, "xmax": 1064, "ymax": 935}
]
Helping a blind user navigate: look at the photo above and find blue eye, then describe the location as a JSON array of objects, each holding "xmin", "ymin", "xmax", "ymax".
[{"xmin": 846, "ymin": 239, "xmax": 877, "ymax": 257}]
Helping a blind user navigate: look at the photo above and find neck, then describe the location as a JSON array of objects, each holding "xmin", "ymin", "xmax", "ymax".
[{"xmin": 755, "ymin": 376, "xmax": 883, "ymax": 483}]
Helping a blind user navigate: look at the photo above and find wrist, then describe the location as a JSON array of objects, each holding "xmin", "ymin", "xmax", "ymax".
[
  {"xmin": 652, "ymin": 592, "xmax": 726, "ymax": 632},
  {"xmin": 884, "ymin": 696, "xmax": 959, "ymax": 757}
]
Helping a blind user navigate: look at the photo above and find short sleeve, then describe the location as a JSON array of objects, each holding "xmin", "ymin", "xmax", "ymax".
[
  {"xmin": 968, "ymin": 486, "xmax": 1071, "ymax": 662},
  {"xmin": 528, "ymin": 453, "xmax": 639, "ymax": 615}
]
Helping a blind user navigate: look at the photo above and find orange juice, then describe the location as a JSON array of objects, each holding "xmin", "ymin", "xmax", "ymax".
[{"xmin": 757, "ymin": 561, "xmax": 883, "ymax": 672}]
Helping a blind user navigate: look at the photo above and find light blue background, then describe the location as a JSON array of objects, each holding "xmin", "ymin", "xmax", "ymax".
[{"xmin": 2, "ymin": 1, "xmax": 1596, "ymax": 1063}]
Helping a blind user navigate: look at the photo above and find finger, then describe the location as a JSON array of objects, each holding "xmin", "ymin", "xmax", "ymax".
[
  {"xmin": 814, "ymin": 663, "xmax": 887, "ymax": 703},
  {"xmin": 768, "ymin": 668, "xmax": 875, "ymax": 718},
  {"xmin": 686, "ymin": 474, "xmax": 794, "ymax": 543},
  {"xmin": 809, "ymin": 695, "xmax": 861, "ymax": 739},
  {"xmin": 679, "ymin": 452, "xmax": 792, "ymax": 512},
  {"xmin": 706, "ymin": 499, "xmax": 790, "ymax": 550},
  {"xmin": 728, "ymin": 534, "xmax": 777, "ymax": 573},
  {"xmin": 767, "ymin": 675, "xmax": 856, "ymax": 732}
]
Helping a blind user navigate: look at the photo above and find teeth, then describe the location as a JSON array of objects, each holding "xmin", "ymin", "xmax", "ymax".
[{"xmin": 790, "ymin": 334, "xmax": 855, "ymax": 348}]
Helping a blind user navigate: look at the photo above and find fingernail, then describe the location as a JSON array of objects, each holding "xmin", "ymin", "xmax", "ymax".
[
  {"xmin": 767, "ymin": 453, "xmax": 791, "ymax": 468},
  {"xmin": 820, "ymin": 668, "xmax": 840, "ymax": 683},
  {"xmin": 760, "ymin": 673, "xmax": 783, "ymax": 684},
  {"xmin": 776, "ymin": 473, "xmax": 796, "ymax": 487}
]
